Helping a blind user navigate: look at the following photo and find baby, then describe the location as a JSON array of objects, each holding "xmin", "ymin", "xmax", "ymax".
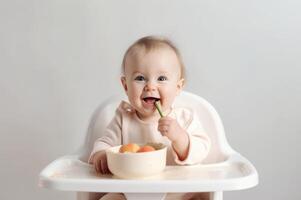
[{"xmin": 89, "ymin": 36, "xmax": 211, "ymax": 200}]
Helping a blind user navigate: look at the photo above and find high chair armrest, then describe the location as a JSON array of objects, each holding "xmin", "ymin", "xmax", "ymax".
[{"xmin": 220, "ymin": 152, "xmax": 259, "ymax": 190}]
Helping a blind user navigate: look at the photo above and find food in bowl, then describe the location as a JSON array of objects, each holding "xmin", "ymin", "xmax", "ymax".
[
  {"xmin": 137, "ymin": 145, "xmax": 156, "ymax": 153},
  {"xmin": 119, "ymin": 143, "xmax": 158, "ymax": 153},
  {"xmin": 119, "ymin": 143, "xmax": 140, "ymax": 153},
  {"xmin": 106, "ymin": 143, "xmax": 167, "ymax": 179}
]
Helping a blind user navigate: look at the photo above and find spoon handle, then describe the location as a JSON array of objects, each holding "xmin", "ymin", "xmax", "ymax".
[{"xmin": 154, "ymin": 101, "xmax": 164, "ymax": 117}]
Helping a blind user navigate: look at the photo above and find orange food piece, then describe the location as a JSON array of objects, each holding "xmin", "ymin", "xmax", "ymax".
[
  {"xmin": 119, "ymin": 143, "xmax": 140, "ymax": 153},
  {"xmin": 137, "ymin": 145, "xmax": 156, "ymax": 153}
]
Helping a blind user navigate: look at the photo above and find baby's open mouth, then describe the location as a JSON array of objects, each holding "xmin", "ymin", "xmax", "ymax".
[{"xmin": 142, "ymin": 97, "xmax": 160, "ymax": 104}]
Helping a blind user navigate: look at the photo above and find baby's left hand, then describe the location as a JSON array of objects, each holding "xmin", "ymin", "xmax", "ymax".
[{"xmin": 158, "ymin": 116, "xmax": 186, "ymax": 142}]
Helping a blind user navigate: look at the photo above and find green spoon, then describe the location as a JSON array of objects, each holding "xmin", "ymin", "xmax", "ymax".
[{"xmin": 154, "ymin": 101, "xmax": 164, "ymax": 117}]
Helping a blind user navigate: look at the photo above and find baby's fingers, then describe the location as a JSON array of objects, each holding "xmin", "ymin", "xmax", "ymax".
[
  {"xmin": 158, "ymin": 117, "xmax": 172, "ymax": 125},
  {"xmin": 158, "ymin": 125, "xmax": 169, "ymax": 134},
  {"xmin": 95, "ymin": 160, "xmax": 108, "ymax": 174},
  {"xmin": 100, "ymin": 158, "xmax": 110, "ymax": 174},
  {"xmin": 94, "ymin": 159, "xmax": 102, "ymax": 173}
]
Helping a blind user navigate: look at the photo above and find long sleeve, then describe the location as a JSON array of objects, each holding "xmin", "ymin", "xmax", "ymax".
[
  {"xmin": 172, "ymin": 109, "xmax": 211, "ymax": 165},
  {"xmin": 88, "ymin": 108, "xmax": 123, "ymax": 163}
]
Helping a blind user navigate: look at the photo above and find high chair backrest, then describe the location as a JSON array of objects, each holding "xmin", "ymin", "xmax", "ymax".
[{"xmin": 79, "ymin": 91, "xmax": 234, "ymax": 164}]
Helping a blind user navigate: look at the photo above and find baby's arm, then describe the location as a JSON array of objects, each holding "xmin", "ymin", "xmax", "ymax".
[
  {"xmin": 158, "ymin": 116, "xmax": 189, "ymax": 160},
  {"xmin": 158, "ymin": 110, "xmax": 211, "ymax": 164},
  {"xmin": 89, "ymin": 107, "xmax": 123, "ymax": 174}
]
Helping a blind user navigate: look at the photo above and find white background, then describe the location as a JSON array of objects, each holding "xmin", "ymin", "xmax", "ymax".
[{"xmin": 0, "ymin": 0, "xmax": 300, "ymax": 199}]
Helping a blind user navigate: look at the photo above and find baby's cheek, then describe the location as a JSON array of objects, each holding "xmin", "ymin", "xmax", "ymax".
[
  {"xmin": 129, "ymin": 85, "xmax": 140, "ymax": 97},
  {"xmin": 163, "ymin": 91, "xmax": 176, "ymax": 104}
]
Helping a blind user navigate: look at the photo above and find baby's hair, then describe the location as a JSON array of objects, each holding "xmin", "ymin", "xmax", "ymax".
[{"xmin": 122, "ymin": 36, "xmax": 186, "ymax": 80}]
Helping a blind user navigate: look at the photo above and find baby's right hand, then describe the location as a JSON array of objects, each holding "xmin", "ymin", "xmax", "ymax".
[{"xmin": 91, "ymin": 150, "xmax": 111, "ymax": 174}]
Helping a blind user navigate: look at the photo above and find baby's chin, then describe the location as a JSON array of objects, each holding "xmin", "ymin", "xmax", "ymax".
[
  {"xmin": 139, "ymin": 108, "xmax": 157, "ymax": 116},
  {"xmin": 136, "ymin": 109, "xmax": 160, "ymax": 121}
]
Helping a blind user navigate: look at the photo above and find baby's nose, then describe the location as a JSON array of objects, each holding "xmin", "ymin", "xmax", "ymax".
[{"xmin": 144, "ymin": 82, "xmax": 156, "ymax": 91}]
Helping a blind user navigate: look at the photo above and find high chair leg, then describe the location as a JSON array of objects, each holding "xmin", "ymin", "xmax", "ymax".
[
  {"xmin": 210, "ymin": 192, "xmax": 223, "ymax": 200},
  {"xmin": 124, "ymin": 193, "xmax": 166, "ymax": 200}
]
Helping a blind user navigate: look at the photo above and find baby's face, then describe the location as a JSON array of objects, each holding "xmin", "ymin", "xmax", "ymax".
[{"xmin": 121, "ymin": 47, "xmax": 184, "ymax": 121}]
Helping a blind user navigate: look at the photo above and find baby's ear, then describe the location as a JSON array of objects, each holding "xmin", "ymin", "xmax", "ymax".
[
  {"xmin": 121, "ymin": 76, "xmax": 128, "ymax": 92},
  {"xmin": 176, "ymin": 78, "xmax": 185, "ymax": 94}
]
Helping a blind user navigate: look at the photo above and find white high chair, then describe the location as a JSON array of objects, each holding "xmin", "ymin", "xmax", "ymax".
[{"xmin": 39, "ymin": 91, "xmax": 258, "ymax": 200}]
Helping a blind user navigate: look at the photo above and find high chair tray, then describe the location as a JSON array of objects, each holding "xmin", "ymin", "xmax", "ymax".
[{"xmin": 39, "ymin": 154, "xmax": 258, "ymax": 193}]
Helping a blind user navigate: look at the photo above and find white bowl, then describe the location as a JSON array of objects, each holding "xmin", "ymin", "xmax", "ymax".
[{"xmin": 106, "ymin": 145, "xmax": 167, "ymax": 179}]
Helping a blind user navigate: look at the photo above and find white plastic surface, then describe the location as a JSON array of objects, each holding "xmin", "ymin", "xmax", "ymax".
[{"xmin": 39, "ymin": 152, "xmax": 258, "ymax": 193}]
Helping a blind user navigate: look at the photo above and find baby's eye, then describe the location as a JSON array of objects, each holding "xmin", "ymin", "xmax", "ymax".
[
  {"xmin": 134, "ymin": 75, "xmax": 145, "ymax": 81},
  {"xmin": 158, "ymin": 76, "xmax": 168, "ymax": 81}
]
